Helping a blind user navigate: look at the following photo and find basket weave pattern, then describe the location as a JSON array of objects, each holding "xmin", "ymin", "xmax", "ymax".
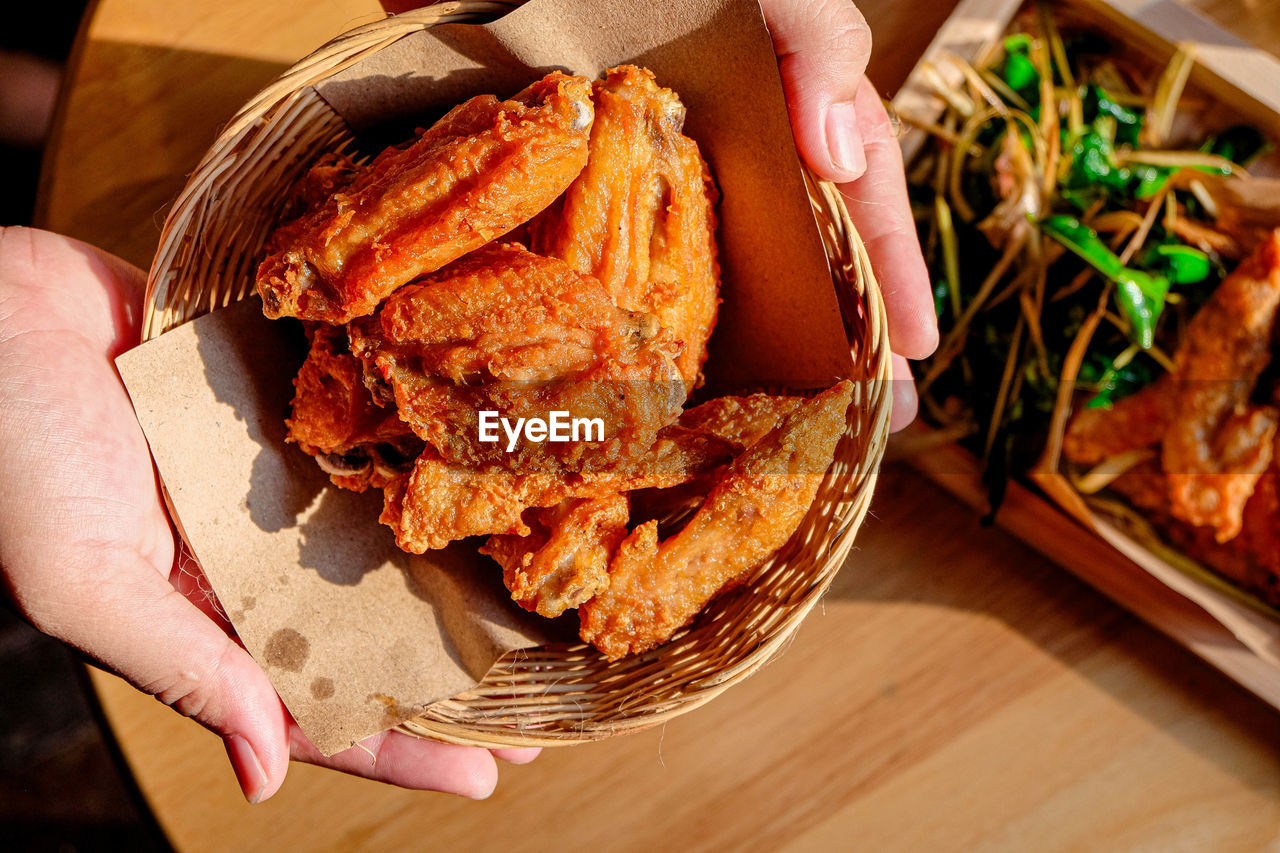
[{"xmin": 143, "ymin": 2, "xmax": 893, "ymax": 747}]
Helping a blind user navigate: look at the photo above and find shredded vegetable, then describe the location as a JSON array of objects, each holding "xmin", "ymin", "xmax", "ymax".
[{"xmin": 907, "ymin": 0, "xmax": 1271, "ymax": 513}]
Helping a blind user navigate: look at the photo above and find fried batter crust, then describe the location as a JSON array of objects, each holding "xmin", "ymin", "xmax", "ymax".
[
  {"xmin": 579, "ymin": 381, "xmax": 853, "ymax": 659},
  {"xmin": 476, "ymin": 393, "xmax": 807, "ymax": 617},
  {"xmin": 285, "ymin": 324, "xmax": 418, "ymax": 491},
  {"xmin": 1162, "ymin": 231, "xmax": 1280, "ymax": 541},
  {"xmin": 256, "ymin": 72, "xmax": 594, "ymax": 323},
  {"xmin": 1063, "ymin": 376, "xmax": 1173, "ymax": 466},
  {"xmin": 533, "ymin": 65, "xmax": 720, "ymax": 386},
  {"xmin": 675, "ymin": 393, "xmax": 804, "ymax": 450},
  {"xmin": 481, "ymin": 494, "xmax": 629, "ymax": 618},
  {"xmin": 349, "ymin": 242, "xmax": 686, "ymax": 473},
  {"xmin": 380, "ymin": 427, "xmax": 735, "ymax": 553},
  {"xmin": 1106, "ymin": 453, "xmax": 1280, "ymax": 607}
]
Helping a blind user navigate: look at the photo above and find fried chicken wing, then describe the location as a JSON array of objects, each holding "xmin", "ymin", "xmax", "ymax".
[
  {"xmin": 675, "ymin": 393, "xmax": 804, "ymax": 450},
  {"xmin": 1163, "ymin": 231, "xmax": 1280, "ymax": 541},
  {"xmin": 532, "ymin": 65, "xmax": 720, "ymax": 386},
  {"xmin": 628, "ymin": 393, "xmax": 808, "ymax": 527},
  {"xmin": 286, "ymin": 324, "xmax": 422, "ymax": 491},
  {"xmin": 256, "ymin": 72, "xmax": 594, "ymax": 323},
  {"xmin": 380, "ymin": 425, "xmax": 735, "ymax": 553},
  {"xmin": 1104, "ymin": 448, "xmax": 1280, "ymax": 607},
  {"xmin": 480, "ymin": 494, "xmax": 629, "ymax": 617},
  {"xmin": 289, "ymin": 152, "xmax": 359, "ymax": 215},
  {"xmin": 349, "ymin": 243, "xmax": 686, "ymax": 473},
  {"xmin": 579, "ymin": 381, "xmax": 853, "ymax": 659},
  {"xmin": 1063, "ymin": 376, "xmax": 1173, "ymax": 467},
  {"xmin": 474, "ymin": 392, "xmax": 808, "ymax": 616}
]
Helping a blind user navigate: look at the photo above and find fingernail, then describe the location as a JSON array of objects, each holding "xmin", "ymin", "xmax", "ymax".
[
  {"xmin": 825, "ymin": 102, "xmax": 867, "ymax": 181},
  {"xmin": 224, "ymin": 734, "xmax": 269, "ymax": 804}
]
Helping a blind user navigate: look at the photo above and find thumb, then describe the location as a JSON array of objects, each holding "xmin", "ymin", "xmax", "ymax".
[
  {"xmin": 761, "ymin": 0, "xmax": 873, "ymax": 183},
  {"xmin": 50, "ymin": 560, "xmax": 293, "ymax": 803}
]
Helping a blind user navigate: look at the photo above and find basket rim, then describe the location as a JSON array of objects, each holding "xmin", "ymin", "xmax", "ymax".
[{"xmin": 141, "ymin": 2, "xmax": 894, "ymax": 749}]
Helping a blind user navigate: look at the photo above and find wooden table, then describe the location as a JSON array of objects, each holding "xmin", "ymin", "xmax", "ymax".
[{"xmin": 40, "ymin": 1, "xmax": 1280, "ymax": 849}]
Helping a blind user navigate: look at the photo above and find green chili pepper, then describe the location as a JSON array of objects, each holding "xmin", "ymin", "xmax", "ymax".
[
  {"xmin": 1080, "ymin": 351, "xmax": 1156, "ymax": 409},
  {"xmin": 1131, "ymin": 164, "xmax": 1171, "ymax": 200},
  {"xmin": 1005, "ymin": 53, "xmax": 1038, "ymax": 93},
  {"xmin": 1146, "ymin": 243, "xmax": 1211, "ymax": 285},
  {"xmin": 1004, "ymin": 33, "xmax": 1033, "ymax": 53},
  {"xmin": 1002, "ymin": 33, "xmax": 1039, "ymax": 95},
  {"xmin": 1084, "ymin": 84, "xmax": 1142, "ymax": 147},
  {"xmin": 1067, "ymin": 122, "xmax": 1132, "ymax": 193},
  {"xmin": 1038, "ymin": 215, "xmax": 1170, "ymax": 348},
  {"xmin": 1066, "ymin": 114, "xmax": 1181, "ymax": 202}
]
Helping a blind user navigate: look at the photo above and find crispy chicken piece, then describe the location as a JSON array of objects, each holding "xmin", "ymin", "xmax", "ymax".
[
  {"xmin": 1063, "ymin": 376, "xmax": 1173, "ymax": 467},
  {"xmin": 1105, "ymin": 449, "xmax": 1280, "ymax": 607},
  {"xmin": 380, "ymin": 427, "xmax": 735, "ymax": 553},
  {"xmin": 288, "ymin": 151, "xmax": 359, "ymax": 215},
  {"xmin": 480, "ymin": 494, "xmax": 629, "ymax": 618},
  {"xmin": 256, "ymin": 72, "xmax": 594, "ymax": 323},
  {"xmin": 629, "ymin": 393, "xmax": 808, "ymax": 526},
  {"xmin": 1167, "ymin": 469, "xmax": 1280, "ymax": 606},
  {"xmin": 349, "ymin": 243, "xmax": 686, "ymax": 473},
  {"xmin": 384, "ymin": 391, "xmax": 806, "ymax": 554},
  {"xmin": 285, "ymin": 324, "xmax": 422, "ymax": 491},
  {"xmin": 476, "ymin": 392, "xmax": 806, "ymax": 615},
  {"xmin": 1163, "ymin": 231, "xmax": 1280, "ymax": 541},
  {"xmin": 532, "ymin": 65, "xmax": 720, "ymax": 386},
  {"xmin": 579, "ymin": 380, "xmax": 853, "ymax": 659},
  {"xmin": 675, "ymin": 393, "xmax": 803, "ymax": 450}
]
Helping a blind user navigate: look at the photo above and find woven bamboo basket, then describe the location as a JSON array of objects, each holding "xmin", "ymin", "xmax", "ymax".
[{"xmin": 142, "ymin": 2, "xmax": 893, "ymax": 748}]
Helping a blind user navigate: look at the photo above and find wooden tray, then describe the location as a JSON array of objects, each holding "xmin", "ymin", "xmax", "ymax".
[{"xmin": 891, "ymin": 0, "xmax": 1280, "ymax": 710}]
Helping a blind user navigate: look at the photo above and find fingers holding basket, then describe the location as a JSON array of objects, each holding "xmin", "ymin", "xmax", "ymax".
[
  {"xmin": 288, "ymin": 726, "xmax": 505, "ymax": 800},
  {"xmin": 838, "ymin": 77, "xmax": 937, "ymax": 363}
]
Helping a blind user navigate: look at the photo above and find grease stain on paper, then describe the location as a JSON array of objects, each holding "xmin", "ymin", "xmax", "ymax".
[{"xmin": 264, "ymin": 627, "xmax": 310, "ymax": 671}]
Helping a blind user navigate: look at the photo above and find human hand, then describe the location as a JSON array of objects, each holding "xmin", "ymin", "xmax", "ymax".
[
  {"xmin": 760, "ymin": 0, "xmax": 937, "ymax": 431},
  {"xmin": 0, "ymin": 227, "xmax": 538, "ymax": 804}
]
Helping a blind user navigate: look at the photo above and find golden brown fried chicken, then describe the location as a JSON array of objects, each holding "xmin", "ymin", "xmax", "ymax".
[
  {"xmin": 379, "ymin": 426, "xmax": 735, "ymax": 553},
  {"xmin": 480, "ymin": 494, "xmax": 629, "ymax": 618},
  {"xmin": 476, "ymin": 393, "xmax": 807, "ymax": 616},
  {"xmin": 532, "ymin": 65, "xmax": 720, "ymax": 386},
  {"xmin": 349, "ymin": 243, "xmax": 686, "ymax": 473},
  {"xmin": 1162, "ymin": 231, "xmax": 1280, "ymax": 541},
  {"xmin": 288, "ymin": 152, "xmax": 359, "ymax": 215},
  {"xmin": 1066, "ymin": 232, "xmax": 1280, "ymax": 542},
  {"xmin": 1103, "ymin": 450, "xmax": 1280, "ymax": 607},
  {"xmin": 382, "ymin": 391, "xmax": 805, "ymax": 555},
  {"xmin": 285, "ymin": 324, "xmax": 422, "ymax": 491},
  {"xmin": 1063, "ymin": 375, "xmax": 1173, "ymax": 466},
  {"xmin": 1182, "ymin": 463, "xmax": 1279, "ymax": 605},
  {"xmin": 675, "ymin": 393, "xmax": 804, "ymax": 450},
  {"xmin": 628, "ymin": 393, "xmax": 808, "ymax": 526},
  {"xmin": 579, "ymin": 381, "xmax": 853, "ymax": 659},
  {"xmin": 256, "ymin": 72, "xmax": 594, "ymax": 324}
]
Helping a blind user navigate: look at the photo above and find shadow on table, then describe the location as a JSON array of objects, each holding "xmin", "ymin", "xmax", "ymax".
[
  {"xmin": 826, "ymin": 462, "xmax": 1280, "ymax": 786},
  {"xmin": 39, "ymin": 42, "xmax": 292, "ymax": 267},
  {"xmin": 0, "ymin": 609, "xmax": 169, "ymax": 852}
]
